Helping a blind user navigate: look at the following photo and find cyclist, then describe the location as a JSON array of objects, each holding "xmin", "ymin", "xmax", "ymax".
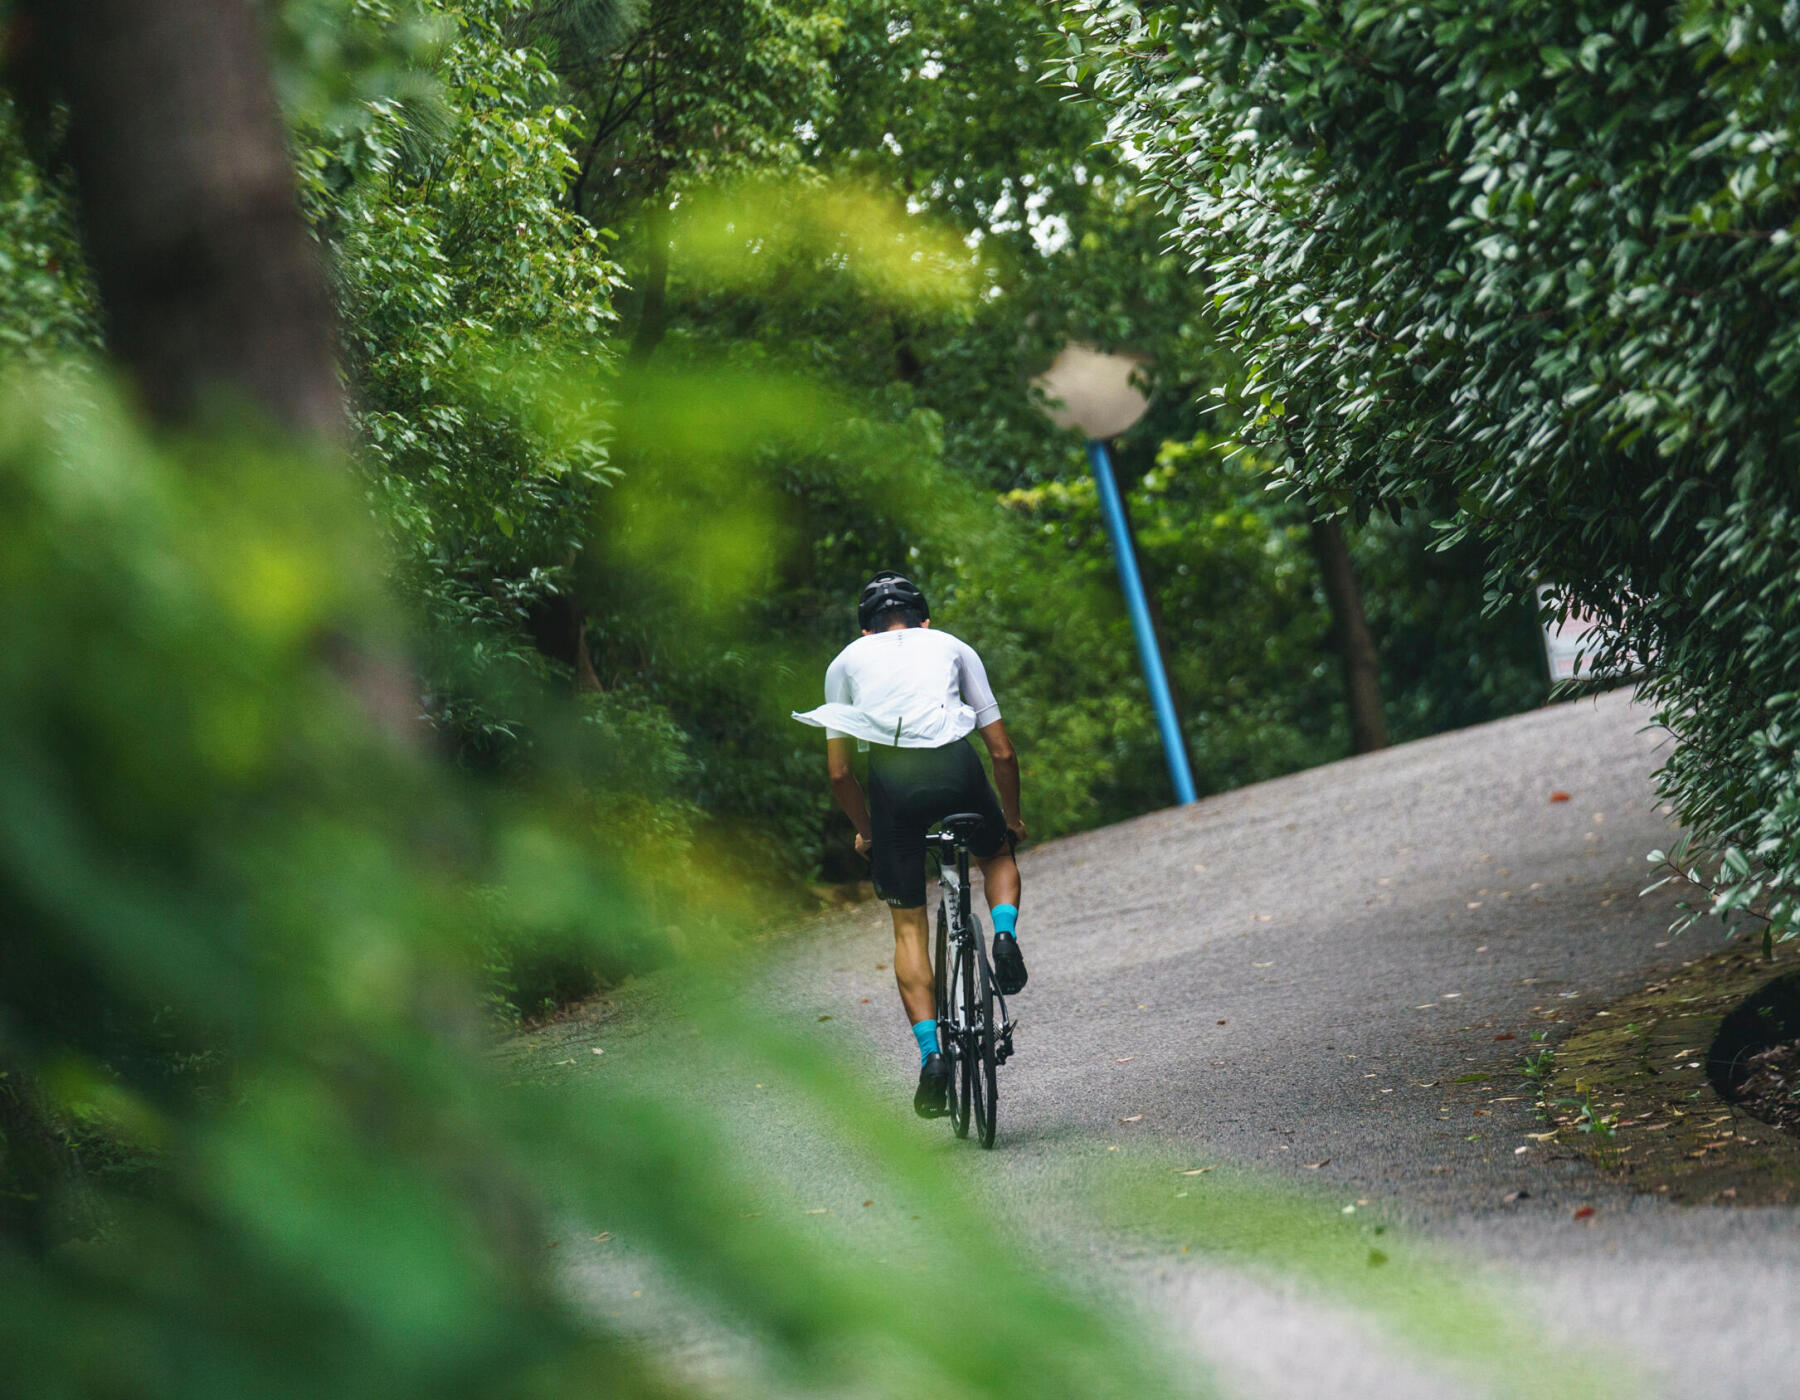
[{"xmin": 794, "ymin": 571, "xmax": 1027, "ymax": 1118}]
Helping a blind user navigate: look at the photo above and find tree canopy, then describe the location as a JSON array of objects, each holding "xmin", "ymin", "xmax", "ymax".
[{"xmin": 1063, "ymin": 0, "xmax": 1800, "ymax": 945}]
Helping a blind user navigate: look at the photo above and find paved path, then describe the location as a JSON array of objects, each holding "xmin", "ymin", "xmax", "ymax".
[{"xmin": 528, "ymin": 689, "xmax": 1800, "ymax": 1399}]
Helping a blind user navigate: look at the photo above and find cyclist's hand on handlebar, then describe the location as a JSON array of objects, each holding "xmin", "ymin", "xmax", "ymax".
[
  {"xmin": 1006, "ymin": 818, "xmax": 1027, "ymax": 846},
  {"xmin": 854, "ymin": 832, "xmax": 873, "ymax": 859}
]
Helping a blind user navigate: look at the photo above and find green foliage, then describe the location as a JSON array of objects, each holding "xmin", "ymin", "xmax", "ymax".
[
  {"xmin": 0, "ymin": 99, "xmax": 98, "ymax": 360},
  {"xmin": 1065, "ymin": 0, "xmax": 1800, "ymax": 940},
  {"xmin": 0, "ymin": 370, "xmax": 1181, "ymax": 1399},
  {"xmin": 564, "ymin": 0, "xmax": 843, "ymax": 219},
  {"xmin": 299, "ymin": 0, "xmax": 626, "ymax": 756},
  {"xmin": 0, "ymin": 0, "xmax": 1552, "ymax": 1010}
]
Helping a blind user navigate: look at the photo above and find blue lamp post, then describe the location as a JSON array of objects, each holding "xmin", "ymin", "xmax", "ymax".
[{"xmin": 1033, "ymin": 345, "xmax": 1198, "ymax": 806}]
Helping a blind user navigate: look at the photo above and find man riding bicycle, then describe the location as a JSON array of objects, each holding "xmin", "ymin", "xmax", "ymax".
[{"xmin": 794, "ymin": 571, "xmax": 1027, "ymax": 1118}]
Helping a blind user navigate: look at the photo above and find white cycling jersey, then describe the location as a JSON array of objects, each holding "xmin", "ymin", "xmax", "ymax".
[{"xmin": 792, "ymin": 626, "xmax": 1001, "ymax": 749}]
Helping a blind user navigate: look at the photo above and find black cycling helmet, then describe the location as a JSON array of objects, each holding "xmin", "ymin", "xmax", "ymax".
[{"xmin": 857, "ymin": 570, "xmax": 929, "ymax": 631}]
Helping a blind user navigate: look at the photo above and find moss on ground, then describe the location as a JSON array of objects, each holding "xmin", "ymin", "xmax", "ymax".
[{"xmin": 1546, "ymin": 938, "xmax": 1800, "ymax": 1204}]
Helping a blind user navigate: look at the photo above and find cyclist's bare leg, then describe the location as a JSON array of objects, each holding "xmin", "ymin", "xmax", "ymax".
[
  {"xmin": 976, "ymin": 847, "xmax": 1020, "ymax": 915},
  {"xmin": 890, "ymin": 905, "xmax": 935, "ymax": 1024}
]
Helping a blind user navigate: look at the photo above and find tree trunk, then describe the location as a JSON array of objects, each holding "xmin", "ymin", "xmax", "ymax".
[
  {"xmin": 527, "ymin": 590, "xmax": 604, "ymax": 694},
  {"xmin": 1310, "ymin": 516, "xmax": 1389, "ymax": 754},
  {"xmin": 19, "ymin": 0, "xmax": 346, "ymax": 440}
]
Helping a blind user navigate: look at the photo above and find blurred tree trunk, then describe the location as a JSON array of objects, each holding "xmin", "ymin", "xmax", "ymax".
[
  {"xmin": 11, "ymin": 1, "xmax": 421, "ymax": 746},
  {"xmin": 627, "ymin": 197, "xmax": 671, "ymax": 368},
  {"xmin": 1310, "ymin": 516, "xmax": 1389, "ymax": 754},
  {"xmin": 14, "ymin": 0, "xmax": 345, "ymax": 440}
]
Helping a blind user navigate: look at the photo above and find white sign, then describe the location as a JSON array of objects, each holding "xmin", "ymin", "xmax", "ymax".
[{"xmin": 1538, "ymin": 585, "xmax": 1638, "ymax": 682}]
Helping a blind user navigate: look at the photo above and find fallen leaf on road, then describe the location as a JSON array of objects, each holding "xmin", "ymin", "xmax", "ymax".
[
  {"xmin": 1495, "ymin": 1033, "xmax": 1516, "ymax": 1041},
  {"xmin": 1178, "ymin": 1167, "xmax": 1214, "ymax": 1176},
  {"xmin": 803, "ymin": 1208, "xmax": 829, "ymax": 1215},
  {"xmin": 1414, "ymin": 1004, "xmax": 1438, "ymax": 1011},
  {"xmin": 862, "ymin": 1200, "xmax": 873, "ymax": 1208},
  {"xmin": 1302, "ymin": 1160, "xmax": 1330, "ymax": 1169},
  {"xmin": 1216, "ymin": 1019, "xmax": 1228, "ymax": 1025},
  {"xmin": 817, "ymin": 1015, "xmax": 833, "ymax": 1022},
  {"xmin": 1528, "ymin": 1131, "xmax": 1558, "ymax": 1142},
  {"xmin": 1118, "ymin": 1114, "xmax": 1143, "ymax": 1123},
  {"xmin": 1514, "ymin": 1146, "xmax": 1529, "ymax": 1155},
  {"xmin": 1550, "ymin": 791, "xmax": 1571, "ymax": 803},
  {"xmin": 1115, "ymin": 1055, "xmax": 1137, "ymax": 1063},
  {"xmin": 1572, "ymin": 1206, "xmax": 1594, "ymax": 1221},
  {"xmin": 591, "ymin": 1047, "xmax": 604, "ymax": 1055},
  {"xmin": 1502, "ymin": 1190, "xmax": 1529, "ymax": 1203}
]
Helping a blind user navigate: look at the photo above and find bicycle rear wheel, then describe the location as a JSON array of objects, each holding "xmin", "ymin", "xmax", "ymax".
[
  {"xmin": 940, "ymin": 905, "xmax": 971, "ymax": 1138},
  {"xmin": 970, "ymin": 937, "xmax": 998, "ymax": 1149}
]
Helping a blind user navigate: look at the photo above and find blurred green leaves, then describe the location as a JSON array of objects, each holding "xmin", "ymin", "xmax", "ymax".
[{"xmin": 0, "ymin": 362, "xmax": 1192, "ymax": 1399}]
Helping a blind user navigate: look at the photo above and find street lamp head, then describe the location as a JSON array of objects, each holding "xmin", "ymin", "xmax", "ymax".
[{"xmin": 1030, "ymin": 342, "xmax": 1151, "ymax": 441}]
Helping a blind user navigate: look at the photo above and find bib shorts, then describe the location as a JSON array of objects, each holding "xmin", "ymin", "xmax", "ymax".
[{"xmin": 866, "ymin": 738, "xmax": 1009, "ymax": 909}]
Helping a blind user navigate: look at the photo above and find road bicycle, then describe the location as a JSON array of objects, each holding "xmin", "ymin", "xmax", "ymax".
[{"xmin": 929, "ymin": 813, "xmax": 1015, "ymax": 1149}]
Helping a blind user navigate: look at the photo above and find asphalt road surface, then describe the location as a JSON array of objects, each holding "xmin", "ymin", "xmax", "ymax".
[{"xmin": 528, "ymin": 688, "xmax": 1800, "ymax": 1399}]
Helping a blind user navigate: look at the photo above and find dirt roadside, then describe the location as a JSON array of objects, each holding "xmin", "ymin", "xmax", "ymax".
[{"xmin": 1543, "ymin": 935, "xmax": 1800, "ymax": 1204}]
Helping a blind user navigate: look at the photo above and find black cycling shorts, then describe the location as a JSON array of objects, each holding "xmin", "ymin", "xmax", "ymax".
[{"xmin": 866, "ymin": 738, "xmax": 1008, "ymax": 909}]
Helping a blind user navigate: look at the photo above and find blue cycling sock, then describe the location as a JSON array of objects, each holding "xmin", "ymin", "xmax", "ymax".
[
  {"xmin": 912, "ymin": 1019, "xmax": 940, "ymax": 1065},
  {"xmin": 991, "ymin": 904, "xmax": 1018, "ymax": 938}
]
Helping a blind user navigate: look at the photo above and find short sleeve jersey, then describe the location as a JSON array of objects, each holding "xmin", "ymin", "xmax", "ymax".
[{"xmin": 792, "ymin": 627, "xmax": 1000, "ymax": 749}]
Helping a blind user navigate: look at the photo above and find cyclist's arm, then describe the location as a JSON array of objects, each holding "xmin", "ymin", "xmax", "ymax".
[
  {"xmin": 976, "ymin": 719, "xmax": 1024, "ymax": 840},
  {"xmin": 827, "ymin": 737, "xmax": 873, "ymax": 845}
]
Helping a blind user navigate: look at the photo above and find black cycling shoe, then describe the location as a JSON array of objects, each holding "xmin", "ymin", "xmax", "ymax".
[
  {"xmin": 992, "ymin": 932, "xmax": 1028, "ymax": 995},
  {"xmin": 913, "ymin": 1052, "xmax": 950, "ymax": 1118}
]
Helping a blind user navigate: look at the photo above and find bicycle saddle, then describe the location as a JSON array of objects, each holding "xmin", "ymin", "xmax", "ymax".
[{"xmin": 937, "ymin": 812, "xmax": 988, "ymax": 837}]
